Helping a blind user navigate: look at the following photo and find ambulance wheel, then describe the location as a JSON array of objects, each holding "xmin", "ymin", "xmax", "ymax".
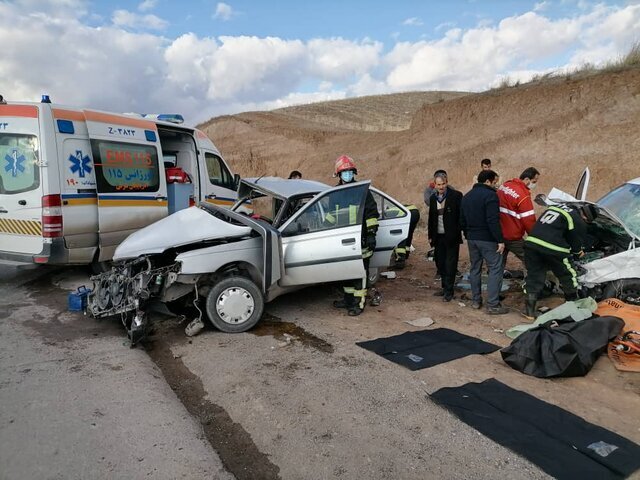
[
  {"xmin": 205, "ymin": 276, "xmax": 264, "ymax": 333},
  {"xmin": 90, "ymin": 258, "xmax": 112, "ymax": 275}
]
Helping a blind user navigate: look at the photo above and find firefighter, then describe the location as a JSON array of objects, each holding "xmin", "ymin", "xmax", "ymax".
[
  {"xmin": 523, "ymin": 203, "xmax": 598, "ymax": 318},
  {"xmin": 392, "ymin": 204, "xmax": 420, "ymax": 269},
  {"xmin": 330, "ymin": 155, "xmax": 379, "ymax": 316}
]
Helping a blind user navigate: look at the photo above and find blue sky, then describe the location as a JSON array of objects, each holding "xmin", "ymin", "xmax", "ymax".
[{"xmin": 1, "ymin": 0, "xmax": 638, "ymax": 123}]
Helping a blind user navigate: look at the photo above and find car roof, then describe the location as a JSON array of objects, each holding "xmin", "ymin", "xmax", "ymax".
[
  {"xmin": 629, "ymin": 177, "xmax": 640, "ymax": 186},
  {"xmin": 241, "ymin": 177, "xmax": 331, "ymax": 198}
]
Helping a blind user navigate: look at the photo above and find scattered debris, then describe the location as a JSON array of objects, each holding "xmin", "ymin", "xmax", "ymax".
[
  {"xmin": 493, "ymin": 328, "xmax": 505, "ymax": 334},
  {"xmin": 185, "ymin": 318, "xmax": 205, "ymax": 337},
  {"xmin": 458, "ymin": 302, "xmax": 466, "ymax": 307},
  {"xmin": 405, "ymin": 317, "xmax": 435, "ymax": 328},
  {"xmin": 277, "ymin": 333, "xmax": 294, "ymax": 348},
  {"xmin": 380, "ymin": 271, "xmax": 396, "ymax": 279}
]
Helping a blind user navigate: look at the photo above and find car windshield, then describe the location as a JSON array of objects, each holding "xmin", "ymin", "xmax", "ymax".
[{"xmin": 598, "ymin": 183, "xmax": 640, "ymax": 237}]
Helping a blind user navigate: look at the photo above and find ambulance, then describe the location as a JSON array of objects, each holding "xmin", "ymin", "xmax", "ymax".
[{"xmin": 0, "ymin": 95, "xmax": 239, "ymax": 269}]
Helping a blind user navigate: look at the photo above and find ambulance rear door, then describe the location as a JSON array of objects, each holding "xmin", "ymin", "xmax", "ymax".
[
  {"xmin": 85, "ymin": 111, "xmax": 168, "ymax": 261},
  {"xmin": 196, "ymin": 131, "xmax": 238, "ymax": 208},
  {"xmin": 0, "ymin": 104, "xmax": 44, "ymax": 262}
]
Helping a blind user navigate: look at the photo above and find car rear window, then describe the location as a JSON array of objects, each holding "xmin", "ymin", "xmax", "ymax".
[
  {"xmin": 0, "ymin": 133, "xmax": 40, "ymax": 194},
  {"xmin": 91, "ymin": 139, "xmax": 160, "ymax": 193}
]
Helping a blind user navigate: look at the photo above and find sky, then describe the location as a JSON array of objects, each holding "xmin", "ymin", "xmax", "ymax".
[{"xmin": 0, "ymin": 0, "xmax": 638, "ymax": 125}]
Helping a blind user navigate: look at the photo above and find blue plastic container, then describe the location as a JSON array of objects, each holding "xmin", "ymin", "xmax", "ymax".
[{"xmin": 68, "ymin": 286, "xmax": 91, "ymax": 311}]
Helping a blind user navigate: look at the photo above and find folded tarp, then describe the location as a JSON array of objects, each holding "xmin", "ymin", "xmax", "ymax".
[
  {"xmin": 431, "ymin": 378, "xmax": 640, "ymax": 480},
  {"xmin": 501, "ymin": 315, "xmax": 623, "ymax": 378},
  {"xmin": 356, "ymin": 328, "xmax": 500, "ymax": 371}
]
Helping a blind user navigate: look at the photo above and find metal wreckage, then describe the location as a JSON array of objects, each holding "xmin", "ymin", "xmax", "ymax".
[{"xmin": 87, "ymin": 177, "xmax": 411, "ymax": 344}]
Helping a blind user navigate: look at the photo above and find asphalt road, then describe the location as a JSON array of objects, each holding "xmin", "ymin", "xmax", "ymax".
[{"xmin": 0, "ymin": 265, "xmax": 232, "ymax": 480}]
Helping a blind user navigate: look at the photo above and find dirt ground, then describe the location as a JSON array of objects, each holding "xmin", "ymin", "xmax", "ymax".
[{"xmin": 142, "ymin": 229, "xmax": 640, "ymax": 479}]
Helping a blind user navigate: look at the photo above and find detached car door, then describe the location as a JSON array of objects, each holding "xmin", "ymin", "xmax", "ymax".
[
  {"xmin": 369, "ymin": 188, "xmax": 410, "ymax": 268},
  {"xmin": 278, "ymin": 181, "xmax": 370, "ymax": 286}
]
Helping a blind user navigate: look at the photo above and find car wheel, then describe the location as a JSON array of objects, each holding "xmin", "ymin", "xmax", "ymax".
[
  {"xmin": 603, "ymin": 279, "xmax": 640, "ymax": 305},
  {"xmin": 205, "ymin": 276, "xmax": 264, "ymax": 333}
]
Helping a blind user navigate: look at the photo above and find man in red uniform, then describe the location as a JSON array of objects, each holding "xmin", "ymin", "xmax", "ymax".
[{"xmin": 497, "ymin": 167, "xmax": 540, "ymax": 268}]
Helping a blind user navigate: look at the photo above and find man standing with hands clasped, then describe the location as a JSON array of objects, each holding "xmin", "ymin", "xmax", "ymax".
[
  {"xmin": 428, "ymin": 172, "xmax": 463, "ymax": 302},
  {"xmin": 461, "ymin": 170, "xmax": 508, "ymax": 314}
]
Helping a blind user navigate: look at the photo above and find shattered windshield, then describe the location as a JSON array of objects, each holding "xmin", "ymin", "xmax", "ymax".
[{"xmin": 598, "ymin": 183, "xmax": 640, "ymax": 237}]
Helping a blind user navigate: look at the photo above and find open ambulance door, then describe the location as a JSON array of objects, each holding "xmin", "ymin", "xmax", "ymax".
[{"xmin": 85, "ymin": 111, "xmax": 168, "ymax": 261}]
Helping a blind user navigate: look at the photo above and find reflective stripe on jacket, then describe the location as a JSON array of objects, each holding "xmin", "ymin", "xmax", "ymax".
[{"xmin": 497, "ymin": 178, "xmax": 536, "ymax": 241}]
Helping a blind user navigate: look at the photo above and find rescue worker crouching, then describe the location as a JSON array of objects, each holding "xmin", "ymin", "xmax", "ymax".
[
  {"xmin": 523, "ymin": 203, "xmax": 598, "ymax": 319},
  {"xmin": 330, "ymin": 155, "xmax": 379, "ymax": 316},
  {"xmin": 392, "ymin": 204, "xmax": 420, "ymax": 269}
]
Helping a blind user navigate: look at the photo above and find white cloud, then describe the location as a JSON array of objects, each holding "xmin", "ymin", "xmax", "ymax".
[
  {"xmin": 214, "ymin": 2, "xmax": 234, "ymax": 21},
  {"xmin": 403, "ymin": 17, "xmax": 424, "ymax": 26},
  {"xmin": 534, "ymin": 1, "xmax": 550, "ymax": 12},
  {"xmin": 1, "ymin": 1, "xmax": 639, "ymax": 125},
  {"xmin": 112, "ymin": 9, "xmax": 168, "ymax": 30},
  {"xmin": 138, "ymin": 0, "xmax": 157, "ymax": 12}
]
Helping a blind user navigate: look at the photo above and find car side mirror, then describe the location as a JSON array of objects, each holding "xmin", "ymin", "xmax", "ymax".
[{"xmin": 534, "ymin": 193, "xmax": 548, "ymax": 207}]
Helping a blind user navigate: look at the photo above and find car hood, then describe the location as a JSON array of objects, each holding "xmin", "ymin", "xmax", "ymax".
[
  {"xmin": 113, "ymin": 207, "xmax": 254, "ymax": 261},
  {"xmin": 568, "ymin": 200, "xmax": 639, "ymax": 244}
]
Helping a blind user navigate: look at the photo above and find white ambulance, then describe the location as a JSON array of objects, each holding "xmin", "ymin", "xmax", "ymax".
[{"xmin": 0, "ymin": 95, "xmax": 239, "ymax": 269}]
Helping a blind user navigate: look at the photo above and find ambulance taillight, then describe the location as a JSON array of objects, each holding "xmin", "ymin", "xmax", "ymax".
[{"xmin": 42, "ymin": 194, "xmax": 63, "ymax": 238}]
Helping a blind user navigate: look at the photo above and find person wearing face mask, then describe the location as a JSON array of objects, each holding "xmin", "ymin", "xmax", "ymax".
[
  {"xmin": 330, "ymin": 155, "xmax": 379, "ymax": 316},
  {"xmin": 497, "ymin": 167, "xmax": 540, "ymax": 269}
]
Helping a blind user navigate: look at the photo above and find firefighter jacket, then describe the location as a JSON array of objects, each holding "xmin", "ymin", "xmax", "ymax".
[
  {"xmin": 497, "ymin": 178, "xmax": 536, "ymax": 241},
  {"xmin": 525, "ymin": 205, "xmax": 587, "ymax": 257},
  {"xmin": 325, "ymin": 187, "xmax": 379, "ymax": 259}
]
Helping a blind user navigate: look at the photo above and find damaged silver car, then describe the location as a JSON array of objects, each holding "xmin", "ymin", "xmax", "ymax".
[
  {"xmin": 87, "ymin": 177, "xmax": 410, "ymax": 343},
  {"xmin": 537, "ymin": 168, "xmax": 640, "ymax": 304}
]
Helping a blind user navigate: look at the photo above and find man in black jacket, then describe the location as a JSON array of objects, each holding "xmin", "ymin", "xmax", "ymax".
[
  {"xmin": 460, "ymin": 170, "xmax": 508, "ymax": 314},
  {"xmin": 428, "ymin": 172, "xmax": 462, "ymax": 301}
]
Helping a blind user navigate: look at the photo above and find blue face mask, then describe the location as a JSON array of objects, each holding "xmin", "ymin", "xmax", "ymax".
[{"xmin": 340, "ymin": 170, "xmax": 355, "ymax": 183}]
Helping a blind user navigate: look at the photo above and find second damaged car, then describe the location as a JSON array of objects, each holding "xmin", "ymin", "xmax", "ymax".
[{"xmin": 87, "ymin": 177, "xmax": 410, "ymax": 343}]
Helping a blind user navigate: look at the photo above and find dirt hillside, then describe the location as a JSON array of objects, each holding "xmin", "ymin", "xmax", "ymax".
[{"xmin": 199, "ymin": 69, "xmax": 640, "ymax": 206}]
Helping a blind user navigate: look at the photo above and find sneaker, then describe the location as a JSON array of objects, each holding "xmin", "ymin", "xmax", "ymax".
[
  {"xmin": 443, "ymin": 295, "xmax": 453, "ymax": 302},
  {"xmin": 486, "ymin": 305, "xmax": 509, "ymax": 315},
  {"xmin": 471, "ymin": 301, "xmax": 483, "ymax": 309},
  {"xmin": 369, "ymin": 289, "xmax": 382, "ymax": 306},
  {"xmin": 348, "ymin": 306, "xmax": 364, "ymax": 316},
  {"xmin": 434, "ymin": 274, "xmax": 442, "ymax": 281},
  {"xmin": 433, "ymin": 289, "xmax": 445, "ymax": 297}
]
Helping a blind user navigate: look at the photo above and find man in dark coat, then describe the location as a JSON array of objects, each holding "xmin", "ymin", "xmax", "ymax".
[
  {"xmin": 428, "ymin": 173, "xmax": 463, "ymax": 302},
  {"xmin": 460, "ymin": 170, "xmax": 508, "ymax": 314}
]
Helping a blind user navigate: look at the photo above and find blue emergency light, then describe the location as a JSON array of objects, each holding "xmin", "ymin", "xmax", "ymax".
[
  {"xmin": 41, "ymin": 94, "xmax": 51, "ymax": 103},
  {"xmin": 156, "ymin": 114, "xmax": 184, "ymax": 124}
]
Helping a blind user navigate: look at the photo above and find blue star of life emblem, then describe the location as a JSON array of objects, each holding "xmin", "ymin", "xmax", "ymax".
[
  {"xmin": 4, "ymin": 149, "xmax": 26, "ymax": 177},
  {"xmin": 69, "ymin": 150, "xmax": 92, "ymax": 178}
]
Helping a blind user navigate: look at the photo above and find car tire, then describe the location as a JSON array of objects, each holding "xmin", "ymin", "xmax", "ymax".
[
  {"xmin": 603, "ymin": 279, "xmax": 640, "ymax": 305},
  {"xmin": 205, "ymin": 276, "xmax": 264, "ymax": 333}
]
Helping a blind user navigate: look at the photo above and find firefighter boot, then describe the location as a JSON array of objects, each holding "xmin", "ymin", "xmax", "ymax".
[
  {"xmin": 348, "ymin": 289, "xmax": 367, "ymax": 316},
  {"xmin": 333, "ymin": 294, "xmax": 355, "ymax": 309},
  {"xmin": 524, "ymin": 295, "xmax": 538, "ymax": 320}
]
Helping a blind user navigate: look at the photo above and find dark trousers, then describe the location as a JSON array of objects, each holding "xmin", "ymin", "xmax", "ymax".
[
  {"xmin": 524, "ymin": 245, "xmax": 578, "ymax": 299},
  {"xmin": 343, "ymin": 251, "xmax": 372, "ymax": 310},
  {"xmin": 435, "ymin": 234, "xmax": 460, "ymax": 296},
  {"xmin": 502, "ymin": 239, "xmax": 526, "ymax": 268}
]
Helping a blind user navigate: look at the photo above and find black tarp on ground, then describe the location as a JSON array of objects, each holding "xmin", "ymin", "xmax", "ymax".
[
  {"xmin": 431, "ymin": 378, "xmax": 640, "ymax": 480},
  {"xmin": 356, "ymin": 328, "xmax": 500, "ymax": 371},
  {"xmin": 501, "ymin": 315, "xmax": 624, "ymax": 378}
]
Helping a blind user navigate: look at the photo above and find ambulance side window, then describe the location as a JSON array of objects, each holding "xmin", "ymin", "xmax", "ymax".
[
  {"xmin": 0, "ymin": 133, "xmax": 40, "ymax": 194},
  {"xmin": 205, "ymin": 153, "xmax": 233, "ymax": 189},
  {"xmin": 91, "ymin": 140, "xmax": 160, "ymax": 193}
]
